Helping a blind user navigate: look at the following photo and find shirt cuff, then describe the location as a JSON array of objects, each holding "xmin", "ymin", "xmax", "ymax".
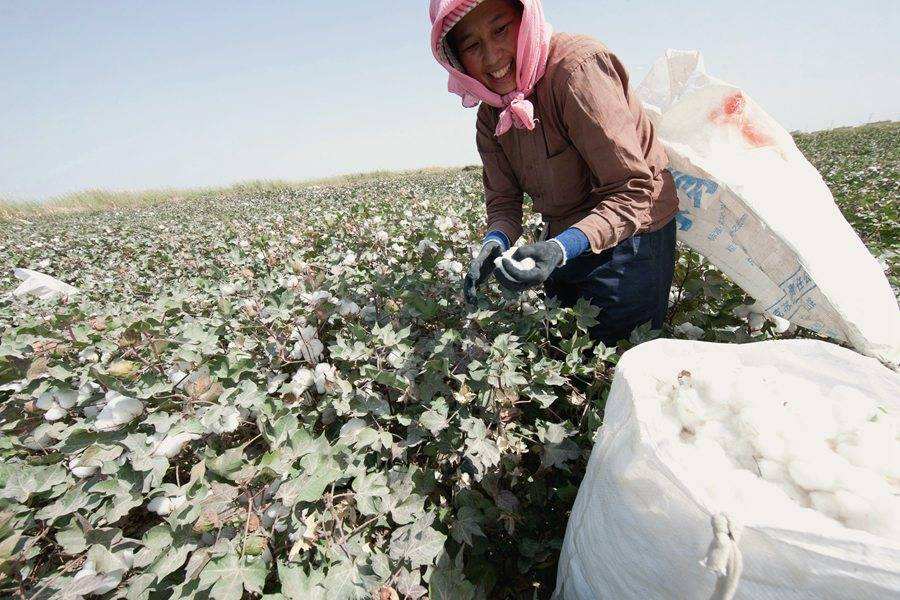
[
  {"xmin": 482, "ymin": 230, "xmax": 510, "ymax": 251},
  {"xmin": 552, "ymin": 227, "xmax": 590, "ymax": 265}
]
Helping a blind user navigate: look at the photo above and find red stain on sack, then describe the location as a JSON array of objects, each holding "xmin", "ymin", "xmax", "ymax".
[
  {"xmin": 723, "ymin": 92, "xmax": 745, "ymax": 116},
  {"xmin": 709, "ymin": 92, "xmax": 773, "ymax": 148}
]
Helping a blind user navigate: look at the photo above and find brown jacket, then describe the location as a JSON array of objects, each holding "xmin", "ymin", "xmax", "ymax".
[{"xmin": 476, "ymin": 33, "xmax": 678, "ymax": 254}]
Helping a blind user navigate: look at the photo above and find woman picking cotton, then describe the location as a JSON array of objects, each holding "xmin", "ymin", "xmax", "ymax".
[{"xmin": 429, "ymin": 0, "xmax": 679, "ymax": 346}]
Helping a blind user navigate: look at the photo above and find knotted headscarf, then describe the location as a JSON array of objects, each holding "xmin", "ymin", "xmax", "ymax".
[{"xmin": 429, "ymin": 0, "xmax": 553, "ymax": 137}]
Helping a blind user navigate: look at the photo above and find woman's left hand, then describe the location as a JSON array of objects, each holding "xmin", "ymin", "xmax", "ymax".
[{"xmin": 494, "ymin": 241, "xmax": 564, "ymax": 292}]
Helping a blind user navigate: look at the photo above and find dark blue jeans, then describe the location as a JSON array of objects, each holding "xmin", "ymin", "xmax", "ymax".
[{"xmin": 544, "ymin": 217, "xmax": 677, "ymax": 346}]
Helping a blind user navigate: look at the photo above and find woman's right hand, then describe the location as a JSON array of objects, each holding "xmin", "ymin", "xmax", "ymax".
[{"xmin": 463, "ymin": 239, "xmax": 504, "ymax": 306}]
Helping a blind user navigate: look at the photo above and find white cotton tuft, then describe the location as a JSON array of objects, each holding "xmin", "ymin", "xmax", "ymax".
[
  {"xmin": 151, "ymin": 432, "xmax": 201, "ymax": 458},
  {"xmin": 658, "ymin": 350, "xmax": 899, "ymax": 540},
  {"xmin": 494, "ymin": 248, "xmax": 536, "ymax": 279},
  {"xmin": 94, "ymin": 392, "xmax": 143, "ymax": 431},
  {"xmin": 147, "ymin": 496, "xmax": 172, "ymax": 515}
]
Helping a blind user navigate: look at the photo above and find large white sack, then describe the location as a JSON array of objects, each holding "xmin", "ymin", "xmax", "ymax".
[
  {"xmin": 554, "ymin": 339, "xmax": 900, "ymax": 600},
  {"xmin": 635, "ymin": 50, "xmax": 900, "ymax": 367},
  {"xmin": 12, "ymin": 268, "xmax": 79, "ymax": 300}
]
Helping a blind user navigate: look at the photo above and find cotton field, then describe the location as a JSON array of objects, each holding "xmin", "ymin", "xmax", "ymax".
[{"xmin": 0, "ymin": 123, "xmax": 896, "ymax": 598}]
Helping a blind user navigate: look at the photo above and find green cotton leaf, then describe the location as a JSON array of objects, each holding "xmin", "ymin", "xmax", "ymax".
[
  {"xmin": 322, "ymin": 558, "xmax": 375, "ymax": 600},
  {"xmin": 450, "ymin": 505, "xmax": 485, "ymax": 547},
  {"xmin": 149, "ymin": 543, "xmax": 195, "ymax": 581},
  {"xmin": 389, "ymin": 493, "xmax": 425, "ymax": 526},
  {"xmin": 524, "ymin": 386, "xmax": 557, "ymax": 409},
  {"xmin": 205, "ymin": 445, "xmax": 246, "ymax": 480},
  {"xmin": 463, "ymin": 436, "xmax": 501, "ymax": 478},
  {"xmin": 572, "ymin": 297, "xmax": 601, "ymax": 331},
  {"xmin": 418, "ymin": 405, "xmax": 449, "ymax": 437},
  {"xmin": 55, "ymin": 525, "xmax": 87, "ymax": 556},
  {"xmin": 35, "ymin": 487, "xmax": 91, "ymax": 521},
  {"xmin": 1, "ymin": 464, "xmax": 68, "ymax": 502},
  {"xmin": 198, "ymin": 551, "xmax": 268, "ymax": 600},
  {"xmin": 429, "ymin": 550, "xmax": 477, "ymax": 600},
  {"xmin": 261, "ymin": 413, "xmax": 299, "ymax": 447},
  {"xmin": 374, "ymin": 369, "xmax": 408, "ymax": 391},
  {"xmin": 352, "ymin": 471, "xmax": 390, "ymax": 516},
  {"xmin": 277, "ymin": 561, "xmax": 326, "ymax": 600},
  {"xmin": 276, "ymin": 454, "xmax": 342, "ymax": 506},
  {"xmin": 388, "ymin": 513, "xmax": 447, "ymax": 569}
]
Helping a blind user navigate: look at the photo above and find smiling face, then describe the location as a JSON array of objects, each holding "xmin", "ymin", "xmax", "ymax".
[{"xmin": 449, "ymin": 0, "xmax": 523, "ymax": 95}]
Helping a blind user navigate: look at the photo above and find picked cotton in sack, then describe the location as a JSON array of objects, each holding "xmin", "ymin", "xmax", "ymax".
[
  {"xmin": 658, "ymin": 359, "xmax": 900, "ymax": 539},
  {"xmin": 556, "ymin": 339, "xmax": 900, "ymax": 600}
]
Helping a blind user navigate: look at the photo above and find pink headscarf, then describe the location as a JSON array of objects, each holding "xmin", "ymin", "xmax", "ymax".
[{"xmin": 429, "ymin": 0, "xmax": 553, "ymax": 137}]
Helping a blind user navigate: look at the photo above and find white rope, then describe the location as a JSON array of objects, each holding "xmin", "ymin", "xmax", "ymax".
[{"xmin": 702, "ymin": 513, "xmax": 744, "ymax": 600}]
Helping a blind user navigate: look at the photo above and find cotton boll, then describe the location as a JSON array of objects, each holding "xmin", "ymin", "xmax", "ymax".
[
  {"xmin": 337, "ymin": 300, "xmax": 360, "ymax": 316},
  {"xmin": 55, "ymin": 390, "xmax": 77, "ymax": 409},
  {"xmin": 778, "ymin": 481, "xmax": 811, "ymax": 507},
  {"xmin": 748, "ymin": 312, "xmax": 766, "ymax": 331},
  {"xmin": 697, "ymin": 367, "xmax": 740, "ymax": 408},
  {"xmin": 360, "ymin": 305, "xmax": 377, "ymax": 323},
  {"xmin": 839, "ymin": 422, "xmax": 894, "ymax": 472},
  {"xmin": 94, "ymin": 392, "xmax": 144, "ymax": 431},
  {"xmin": 152, "ymin": 432, "xmax": 201, "ymax": 458},
  {"xmin": 313, "ymin": 363, "xmax": 336, "ymax": 394},
  {"xmin": 674, "ymin": 322, "xmax": 705, "ymax": 340},
  {"xmin": 292, "ymin": 327, "xmax": 324, "ymax": 364},
  {"xmin": 836, "ymin": 466, "xmax": 892, "ymax": 503},
  {"xmin": 729, "ymin": 367, "xmax": 780, "ymax": 410},
  {"xmin": 169, "ymin": 495, "xmax": 187, "ymax": 511},
  {"xmin": 147, "ymin": 496, "xmax": 173, "ymax": 515},
  {"xmin": 694, "ymin": 420, "xmax": 738, "ymax": 450},
  {"xmin": 291, "ymin": 368, "xmax": 316, "ymax": 395},
  {"xmin": 44, "ymin": 404, "xmax": 66, "ymax": 421},
  {"xmin": 494, "ymin": 248, "xmax": 536, "ymax": 278}
]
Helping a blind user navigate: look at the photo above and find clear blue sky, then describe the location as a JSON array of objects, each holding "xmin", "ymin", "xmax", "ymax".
[{"xmin": 2, "ymin": 1, "xmax": 898, "ymax": 201}]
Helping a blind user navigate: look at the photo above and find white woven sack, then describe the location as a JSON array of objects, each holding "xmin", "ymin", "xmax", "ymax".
[
  {"xmin": 634, "ymin": 50, "xmax": 899, "ymax": 367},
  {"xmin": 554, "ymin": 338, "xmax": 900, "ymax": 600}
]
